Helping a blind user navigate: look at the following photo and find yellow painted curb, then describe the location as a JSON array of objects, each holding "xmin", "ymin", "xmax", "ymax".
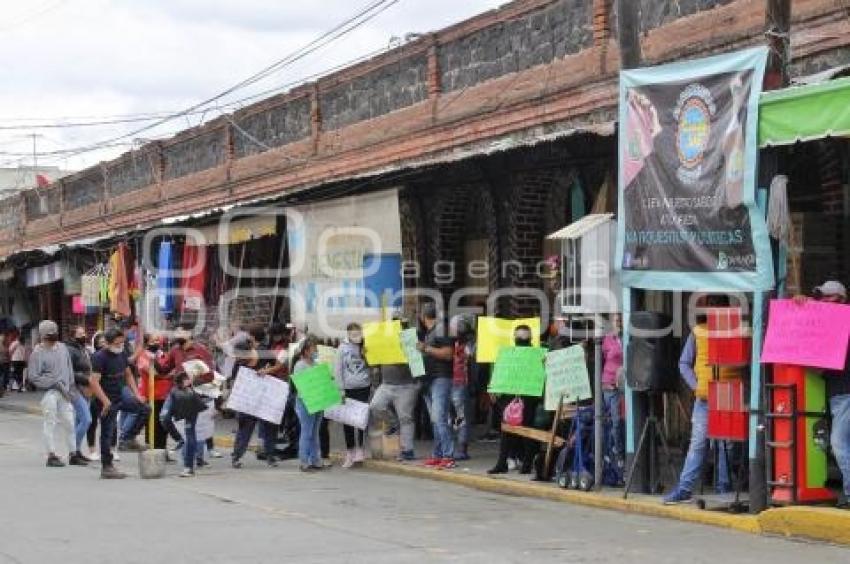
[{"xmin": 759, "ymin": 506, "xmax": 850, "ymax": 546}]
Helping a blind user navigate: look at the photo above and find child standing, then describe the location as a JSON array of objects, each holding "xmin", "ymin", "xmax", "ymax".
[
  {"xmin": 336, "ymin": 323, "xmax": 370, "ymax": 468},
  {"xmin": 167, "ymin": 371, "xmax": 208, "ymax": 478}
]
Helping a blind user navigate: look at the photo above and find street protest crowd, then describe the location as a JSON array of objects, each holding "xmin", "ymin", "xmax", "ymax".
[{"xmin": 3, "ymin": 281, "xmax": 849, "ymax": 510}]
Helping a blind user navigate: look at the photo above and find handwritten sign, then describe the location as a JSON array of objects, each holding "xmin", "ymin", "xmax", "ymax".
[
  {"xmin": 324, "ymin": 398, "xmax": 371, "ymax": 430},
  {"xmin": 291, "ymin": 363, "xmax": 343, "ymax": 414},
  {"xmin": 476, "ymin": 317, "xmax": 541, "ymax": 363},
  {"xmin": 488, "ymin": 346, "xmax": 546, "ymax": 397},
  {"xmin": 225, "ymin": 366, "xmax": 290, "ymax": 424},
  {"xmin": 545, "ymin": 345, "xmax": 591, "ymax": 410},
  {"xmin": 363, "ymin": 320, "xmax": 407, "ymax": 365},
  {"xmin": 762, "ymin": 299, "xmax": 850, "ymax": 370},
  {"xmin": 399, "ymin": 328, "xmax": 426, "ymax": 377},
  {"xmin": 317, "ymin": 345, "xmax": 338, "ymax": 367}
]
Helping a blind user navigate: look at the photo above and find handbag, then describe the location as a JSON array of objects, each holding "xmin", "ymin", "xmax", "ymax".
[{"xmin": 502, "ymin": 397, "xmax": 524, "ymax": 426}]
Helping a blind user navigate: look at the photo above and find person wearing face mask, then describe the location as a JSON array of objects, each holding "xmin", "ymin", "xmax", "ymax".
[
  {"xmin": 417, "ymin": 303, "xmax": 457, "ymax": 469},
  {"xmin": 66, "ymin": 326, "xmax": 94, "ymax": 464},
  {"xmin": 292, "ymin": 335, "xmax": 324, "ymax": 472},
  {"xmin": 85, "ymin": 332, "xmax": 108, "ymax": 461},
  {"xmin": 449, "ymin": 314, "xmax": 475, "ymax": 461},
  {"xmin": 29, "ymin": 320, "xmax": 77, "ymax": 468},
  {"xmin": 137, "ymin": 333, "xmax": 182, "ymax": 451},
  {"xmin": 336, "ymin": 323, "xmax": 371, "ymax": 468},
  {"xmin": 488, "ymin": 325, "xmax": 540, "ymax": 475},
  {"xmin": 89, "ymin": 327, "xmax": 151, "ymax": 479}
]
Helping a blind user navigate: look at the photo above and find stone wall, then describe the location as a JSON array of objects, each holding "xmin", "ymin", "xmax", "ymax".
[
  {"xmin": 163, "ymin": 128, "xmax": 226, "ymax": 181},
  {"xmin": 233, "ymin": 96, "xmax": 312, "ymax": 158},
  {"xmin": 319, "ymin": 53, "xmax": 428, "ymax": 131},
  {"xmin": 0, "ymin": 197, "xmax": 22, "ymax": 230},
  {"xmin": 64, "ymin": 170, "xmax": 104, "ymax": 210},
  {"xmin": 109, "ymin": 152, "xmax": 157, "ymax": 197},
  {"xmin": 439, "ymin": 0, "xmax": 593, "ymax": 93},
  {"xmin": 640, "ymin": 0, "xmax": 735, "ymax": 32},
  {"xmin": 24, "ymin": 188, "xmax": 59, "ymax": 219}
]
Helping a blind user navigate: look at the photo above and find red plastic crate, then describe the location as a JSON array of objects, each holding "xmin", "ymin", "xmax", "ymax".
[
  {"xmin": 707, "ymin": 308, "xmax": 751, "ymax": 366},
  {"xmin": 708, "ymin": 380, "xmax": 748, "ymax": 441}
]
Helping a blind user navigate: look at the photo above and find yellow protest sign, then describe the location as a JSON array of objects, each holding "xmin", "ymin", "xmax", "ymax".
[
  {"xmin": 363, "ymin": 320, "xmax": 407, "ymax": 365},
  {"xmin": 476, "ymin": 317, "xmax": 541, "ymax": 363}
]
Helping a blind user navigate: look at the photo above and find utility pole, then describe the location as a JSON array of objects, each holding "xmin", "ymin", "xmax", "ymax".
[
  {"xmin": 752, "ymin": 0, "xmax": 793, "ymax": 515},
  {"xmin": 616, "ymin": 0, "xmax": 642, "ymax": 70}
]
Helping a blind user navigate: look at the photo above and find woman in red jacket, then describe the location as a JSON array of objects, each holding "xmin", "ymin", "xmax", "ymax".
[{"xmin": 137, "ymin": 334, "xmax": 181, "ymax": 450}]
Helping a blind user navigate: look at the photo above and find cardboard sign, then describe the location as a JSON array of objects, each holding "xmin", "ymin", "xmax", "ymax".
[
  {"xmin": 317, "ymin": 345, "xmax": 338, "ymax": 367},
  {"xmin": 545, "ymin": 345, "xmax": 591, "ymax": 410},
  {"xmin": 363, "ymin": 320, "xmax": 407, "ymax": 365},
  {"xmin": 399, "ymin": 328, "xmax": 426, "ymax": 377},
  {"xmin": 291, "ymin": 363, "xmax": 343, "ymax": 414},
  {"xmin": 762, "ymin": 299, "xmax": 850, "ymax": 370},
  {"xmin": 476, "ymin": 317, "xmax": 541, "ymax": 363},
  {"xmin": 225, "ymin": 366, "xmax": 290, "ymax": 424},
  {"xmin": 324, "ymin": 398, "xmax": 371, "ymax": 430},
  {"xmin": 488, "ymin": 346, "xmax": 546, "ymax": 397}
]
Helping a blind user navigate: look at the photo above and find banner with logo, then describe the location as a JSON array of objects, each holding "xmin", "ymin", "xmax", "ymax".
[{"xmin": 616, "ymin": 48, "xmax": 773, "ymax": 291}]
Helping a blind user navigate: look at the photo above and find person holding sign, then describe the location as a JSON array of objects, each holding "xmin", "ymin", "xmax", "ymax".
[
  {"xmin": 487, "ymin": 325, "xmax": 542, "ymax": 476},
  {"xmin": 336, "ymin": 323, "xmax": 371, "ymax": 469},
  {"xmin": 417, "ymin": 303, "xmax": 457, "ymax": 469},
  {"xmin": 795, "ymin": 281, "xmax": 850, "ymax": 508},
  {"xmin": 292, "ymin": 336, "xmax": 325, "ymax": 472},
  {"xmin": 449, "ymin": 314, "xmax": 476, "ymax": 461},
  {"xmin": 601, "ymin": 314, "xmax": 625, "ymax": 466}
]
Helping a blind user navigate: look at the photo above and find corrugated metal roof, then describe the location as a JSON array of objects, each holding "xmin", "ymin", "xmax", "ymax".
[{"xmin": 546, "ymin": 213, "xmax": 614, "ymax": 240}]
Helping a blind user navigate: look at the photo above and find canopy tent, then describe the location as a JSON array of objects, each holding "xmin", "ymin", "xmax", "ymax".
[{"xmin": 759, "ymin": 76, "xmax": 850, "ymax": 147}]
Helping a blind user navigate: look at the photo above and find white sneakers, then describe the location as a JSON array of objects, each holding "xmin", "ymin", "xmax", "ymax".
[
  {"xmin": 342, "ymin": 448, "xmax": 366, "ymax": 469},
  {"xmin": 342, "ymin": 450, "xmax": 355, "ymax": 469},
  {"xmin": 353, "ymin": 448, "xmax": 365, "ymax": 463}
]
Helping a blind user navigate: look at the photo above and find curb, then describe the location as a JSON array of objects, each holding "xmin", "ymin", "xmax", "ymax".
[
  {"xmin": 0, "ymin": 401, "xmax": 42, "ymax": 417},
  {"xmin": 356, "ymin": 458, "xmax": 850, "ymax": 546}
]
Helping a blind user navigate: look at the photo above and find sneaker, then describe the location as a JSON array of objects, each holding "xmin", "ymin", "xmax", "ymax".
[
  {"xmin": 353, "ymin": 448, "xmax": 365, "ymax": 463},
  {"xmin": 662, "ymin": 488, "xmax": 693, "ymax": 505},
  {"xmin": 196, "ymin": 458, "xmax": 209, "ymax": 468},
  {"xmin": 438, "ymin": 458, "xmax": 456, "ymax": 470},
  {"xmin": 111, "ymin": 450, "xmax": 121, "ymax": 462},
  {"xmin": 423, "ymin": 457, "xmax": 442, "ymax": 467},
  {"xmin": 507, "ymin": 458, "xmax": 518, "ymax": 471},
  {"xmin": 209, "ymin": 449, "xmax": 224, "ymax": 459},
  {"xmin": 396, "ymin": 450, "xmax": 416, "ymax": 462},
  {"xmin": 342, "ymin": 450, "xmax": 355, "ymax": 469},
  {"xmin": 487, "ymin": 464, "xmax": 508, "ymax": 475},
  {"xmin": 300, "ymin": 465, "xmax": 316, "ymax": 473},
  {"xmin": 231, "ymin": 459, "xmax": 243, "ymax": 469},
  {"xmin": 266, "ymin": 456, "xmax": 279, "ymax": 468},
  {"xmin": 46, "ymin": 454, "xmax": 65, "ymax": 468},
  {"xmin": 118, "ymin": 439, "xmax": 146, "ymax": 452},
  {"xmin": 179, "ymin": 468, "xmax": 195, "ymax": 478},
  {"xmin": 68, "ymin": 452, "xmax": 89, "ymax": 466},
  {"xmin": 100, "ymin": 465, "xmax": 127, "ymax": 480},
  {"xmin": 87, "ymin": 451, "xmax": 101, "ymax": 462}
]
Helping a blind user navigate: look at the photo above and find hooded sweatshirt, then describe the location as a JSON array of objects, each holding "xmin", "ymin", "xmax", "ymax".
[{"xmin": 336, "ymin": 340, "xmax": 370, "ymax": 390}]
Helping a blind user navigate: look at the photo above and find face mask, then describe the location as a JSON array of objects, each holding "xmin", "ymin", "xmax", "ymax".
[
  {"xmin": 174, "ymin": 339, "xmax": 187, "ymax": 348},
  {"xmin": 43, "ymin": 335, "xmax": 58, "ymax": 343},
  {"xmin": 109, "ymin": 345, "xmax": 124, "ymax": 355},
  {"xmin": 349, "ymin": 334, "xmax": 363, "ymax": 345},
  {"xmin": 310, "ymin": 352, "xmax": 319, "ymax": 363},
  {"xmin": 515, "ymin": 338, "xmax": 532, "ymax": 347},
  {"xmin": 147, "ymin": 344, "xmax": 160, "ymax": 353}
]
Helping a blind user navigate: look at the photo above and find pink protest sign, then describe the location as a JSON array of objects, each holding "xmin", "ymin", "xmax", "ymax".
[{"xmin": 761, "ymin": 299, "xmax": 850, "ymax": 370}]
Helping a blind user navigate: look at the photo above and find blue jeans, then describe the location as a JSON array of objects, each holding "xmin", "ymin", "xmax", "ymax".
[
  {"xmin": 183, "ymin": 414, "xmax": 198, "ymax": 470},
  {"xmin": 294, "ymin": 398, "xmax": 321, "ymax": 467},
  {"xmin": 451, "ymin": 383, "xmax": 470, "ymax": 448},
  {"xmin": 70, "ymin": 392, "xmax": 92, "ymax": 451},
  {"xmin": 830, "ymin": 394, "xmax": 850, "ymax": 497},
  {"xmin": 603, "ymin": 389, "xmax": 623, "ymax": 461},
  {"xmin": 425, "ymin": 377, "xmax": 454, "ymax": 459},
  {"xmin": 676, "ymin": 399, "xmax": 730, "ymax": 493}
]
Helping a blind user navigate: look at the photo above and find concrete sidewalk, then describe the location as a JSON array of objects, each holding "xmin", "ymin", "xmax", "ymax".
[{"xmin": 3, "ymin": 392, "xmax": 848, "ymax": 547}]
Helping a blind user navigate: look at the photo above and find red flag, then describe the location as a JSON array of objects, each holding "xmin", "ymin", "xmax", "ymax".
[{"xmin": 35, "ymin": 174, "xmax": 50, "ymax": 188}]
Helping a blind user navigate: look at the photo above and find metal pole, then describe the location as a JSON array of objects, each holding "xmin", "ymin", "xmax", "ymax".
[{"xmin": 593, "ymin": 314, "xmax": 603, "ymax": 490}]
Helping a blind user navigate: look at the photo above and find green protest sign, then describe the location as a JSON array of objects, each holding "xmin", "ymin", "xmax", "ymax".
[
  {"xmin": 488, "ymin": 346, "xmax": 546, "ymax": 397},
  {"xmin": 291, "ymin": 363, "xmax": 343, "ymax": 414},
  {"xmin": 400, "ymin": 328, "xmax": 426, "ymax": 377},
  {"xmin": 544, "ymin": 345, "xmax": 591, "ymax": 410}
]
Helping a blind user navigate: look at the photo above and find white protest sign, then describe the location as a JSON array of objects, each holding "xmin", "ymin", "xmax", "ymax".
[
  {"xmin": 177, "ymin": 403, "xmax": 215, "ymax": 442},
  {"xmin": 545, "ymin": 345, "xmax": 591, "ymax": 410},
  {"xmin": 226, "ymin": 366, "xmax": 290, "ymax": 424},
  {"xmin": 324, "ymin": 398, "xmax": 370, "ymax": 430}
]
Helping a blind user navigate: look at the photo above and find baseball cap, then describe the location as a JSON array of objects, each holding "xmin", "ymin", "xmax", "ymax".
[
  {"xmin": 38, "ymin": 320, "xmax": 58, "ymax": 337},
  {"xmin": 814, "ymin": 280, "xmax": 847, "ymax": 300}
]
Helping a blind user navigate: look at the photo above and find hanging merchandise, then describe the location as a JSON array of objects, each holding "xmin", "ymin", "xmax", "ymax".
[
  {"xmin": 81, "ymin": 263, "xmax": 109, "ymax": 309},
  {"xmin": 181, "ymin": 243, "xmax": 208, "ymax": 311},
  {"xmin": 109, "ymin": 243, "xmax": 132, "ymax": 318},
  {"xmin": 157, "ymin": 240, "xmax": 176, "ymax": 314}
]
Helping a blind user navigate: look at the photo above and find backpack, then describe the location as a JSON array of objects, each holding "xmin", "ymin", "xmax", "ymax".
[
  {"xmin": 502, "ymin": 397, "xmax": 524, "ymax": 426},
  {"xmin": 28, "ymin": 343, "xmax": 67, "ymax": 391}
]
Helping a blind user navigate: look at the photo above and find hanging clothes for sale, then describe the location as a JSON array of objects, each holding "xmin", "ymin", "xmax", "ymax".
[
  {"xmin": 180, "ymin": 243, "xmax": 208, "ymax": 311},
  {"xmin": 157, "ymin": 240, "xmax": 176, "ymax": 314},
  {"xmin": 108, "ymin": 243, "xmax": 132, "ymax": 318}
]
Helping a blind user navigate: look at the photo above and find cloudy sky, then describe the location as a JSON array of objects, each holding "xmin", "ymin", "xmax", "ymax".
[{"xmin": 0, "ymin": 0, "xmax": 505, "ymax": 176}]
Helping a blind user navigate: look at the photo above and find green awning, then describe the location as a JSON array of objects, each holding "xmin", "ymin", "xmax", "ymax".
[{"xmin": 759, "ymin": 76, "xmax": 850, "ymax": 147}]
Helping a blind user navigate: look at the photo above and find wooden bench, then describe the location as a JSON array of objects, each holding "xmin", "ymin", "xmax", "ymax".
[{"xmin": 499, "ymin": 395, "xmax": 576, "ymax": 478}]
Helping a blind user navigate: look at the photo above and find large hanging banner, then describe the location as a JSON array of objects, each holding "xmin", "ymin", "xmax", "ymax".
[
  {"xmin": 616, "ymin": 48, "xmax": 773, "ymax": 291},
  {"xmin": 287, "ymin": 188, "xmax": 403, "ymax": 336}
]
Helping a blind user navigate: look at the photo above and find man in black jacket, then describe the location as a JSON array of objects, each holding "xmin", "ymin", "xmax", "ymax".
[{"xmin": 66, "ymin": 326, "xmax": 93, "ymax": 465}]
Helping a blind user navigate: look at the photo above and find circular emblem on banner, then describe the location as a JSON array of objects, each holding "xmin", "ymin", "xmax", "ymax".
[{"xmin": 676, "ymin": 96, "xmax": 711, "ymax": 169}]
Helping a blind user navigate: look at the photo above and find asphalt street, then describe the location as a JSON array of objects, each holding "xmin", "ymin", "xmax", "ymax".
[{"xmin": 0, "ymin": 408, "xmax": 847, "ymax": 564}]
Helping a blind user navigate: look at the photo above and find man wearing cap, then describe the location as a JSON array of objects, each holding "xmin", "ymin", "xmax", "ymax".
[
  {"xmin": 799, "ymin": 281, "xmax": 850, "ymax": 508},
  {"xmin": 29, "ymin": 320, "xmax": 77, "ymax": 468}
]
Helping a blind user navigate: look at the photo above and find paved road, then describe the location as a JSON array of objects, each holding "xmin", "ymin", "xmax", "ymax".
[{"xmin": 0, "ymin": 409, "xmax": 847, "ymax": 564}]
